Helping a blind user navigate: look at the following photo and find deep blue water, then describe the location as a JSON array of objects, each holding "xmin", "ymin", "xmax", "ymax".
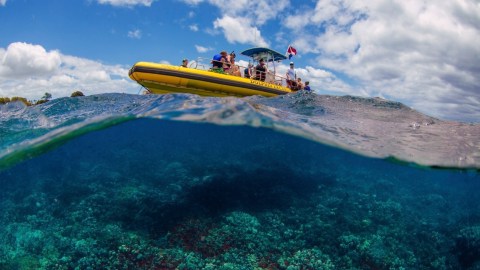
[{"xmin": 0, "ymin": 92, "xmax": 479, "ymax": 269}]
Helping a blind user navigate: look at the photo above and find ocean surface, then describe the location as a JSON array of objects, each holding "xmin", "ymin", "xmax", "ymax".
[{"xmin": 0, "ymin": 92, "xmax": 479, "ymax": 269}]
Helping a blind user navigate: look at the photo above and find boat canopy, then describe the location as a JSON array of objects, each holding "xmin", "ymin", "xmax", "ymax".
[{"xmin": 240, "ymin": 47, "xmax": 287, "ymax": 62}]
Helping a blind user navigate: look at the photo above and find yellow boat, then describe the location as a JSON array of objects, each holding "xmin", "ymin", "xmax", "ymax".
[{"xmin": 128, "ymin": 47, "xmax": 293, "ymax": 97}]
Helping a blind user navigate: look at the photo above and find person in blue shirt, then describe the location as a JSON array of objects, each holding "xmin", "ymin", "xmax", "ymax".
[
  {"xmin": 304, "ymin": 81, "xmax": 311, "ymax": 91},
  {"xmin": 211, "ymin": 51, "xmax": 228, "ymax": 72}
]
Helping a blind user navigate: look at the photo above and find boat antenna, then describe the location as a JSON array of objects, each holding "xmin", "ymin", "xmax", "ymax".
[{"xmin": 253, "ymin": 22, "xmax": 257, "ymax": 45}]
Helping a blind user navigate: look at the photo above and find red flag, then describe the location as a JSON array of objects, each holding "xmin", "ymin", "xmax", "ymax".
[{"xmin": 286, "ymin": 45, "xmax": 297, "ymax": 59}]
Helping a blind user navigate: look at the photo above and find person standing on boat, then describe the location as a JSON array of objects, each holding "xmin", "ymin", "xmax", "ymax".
[
  {"xmin": 286, "ymin": 62, "xmax": 297, "ymax": 89},
  {"xmin": 255, "ymin": 59, "xmax": 267, "ymax": 81}
]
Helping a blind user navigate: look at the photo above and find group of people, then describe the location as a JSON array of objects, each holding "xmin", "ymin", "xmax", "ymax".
[
  {"xmin": 239, "ymin": 58, "xmax": 267, "ymax": 82},
  {"xmin": 181, "ymin": 51, "xmax": 311, "ymax": 91},
  {"xmin": 285, "ymin": 62, "xmax": 310, "ymax": 91},
  {"xmin": 210, "ymin": 51, "xmax": 287, "ymax": 86},
  {"xmin": 211, "ymin": 51, "xmax": 241, "ymax": 76},
  {"xmin": 249, "ymin": 59, "xmax": 310, "ymax": 91}
]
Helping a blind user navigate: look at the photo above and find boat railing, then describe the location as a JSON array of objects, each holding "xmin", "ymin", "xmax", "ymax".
[
  {"xmin": 188, "ymin": 57, "xmax": 291, "ymax": 88},
  {"xmin": 240, "ymin": 65, "xmax": 289, "ymax": 87},
  {"xmin": 188, "ymin": 57, "xmax": 211, "ymax": 70}
]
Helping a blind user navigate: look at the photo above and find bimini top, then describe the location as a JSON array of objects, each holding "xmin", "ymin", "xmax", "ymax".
[{"xmin": 240, "ymin": 47, "xmax": 287, "ymax": 62}]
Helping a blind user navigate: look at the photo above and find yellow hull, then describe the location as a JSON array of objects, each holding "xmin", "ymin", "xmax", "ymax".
[{"xmin": 128, "ymin": 62, "xmax": 292, "ymax": 97}]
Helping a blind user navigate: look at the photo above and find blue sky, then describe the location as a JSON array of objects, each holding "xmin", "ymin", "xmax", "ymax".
[{"xmin": 0, "ymin": 0, "xmax": 479, "ymax": 122}]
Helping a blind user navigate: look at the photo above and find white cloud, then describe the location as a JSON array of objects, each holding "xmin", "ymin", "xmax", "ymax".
[
  {"xmin": 274, "ymin": 63, "xmax": 354, "ymax": 95},
  {"xmin": 195, "ymin": 45, "xmax": 212, "ymax": 53},
  {"xmin": 0, "ymin": 42, "xmax": 137, "ymax": 100},
  {"xmin": 97, "ymin": 0, "xmax": 154, "ymax": 7},
  {"xmin": 189, "ymin": 24, "xmax": 199, "ymax": 32},
  {"xmin": 50, "ymin": 74, "xmax": 76, "ymax": 85},
  {"xmin": 0, "ymin": 0, "xmax": 6, "ymax": 6},
  {"xmin": 127, "ymin": 29, "xmax": 142, "ymax": 39},
  {"xmin": 179, "ymin": 0, "xmax": 204, "ymax": 5},
  {"xmin": 284, "ymin": 12, "xmax": 312, "ymax": 31},
  {"xmin": 213, "ymin": 16, "xmax": 268, "ymax": 47},
  {"xmin": 208, "ymin": 0, "xmax": 289, "ymax": 26},
  {"xmin": 285, "ymin": 0, "xmax": 480, "ymax": 122},
  {"xmin": 0, "ymin": 42, "xmax": 61, "ymax": 77},
  {"xmin": 184, "ymin": 0, "xmax": 289, "ymax": 46}
]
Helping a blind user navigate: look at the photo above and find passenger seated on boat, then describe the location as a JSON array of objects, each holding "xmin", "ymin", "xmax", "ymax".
[
  {"xmin": 229, "ymin": 51, "xmax": 236, "ymax": 66},
  {"xmin": 287, "ymin": 80, "xmax": 298, "ymax": 91},
  {"xmin": 224, "ymin": 52, "xmax": 235, "ymax": 73},
  {"xmin": 287, "ymin": 79, "xmax": 298, "ymax": 90},
  {"xmin": 228, "ymin": 57, "xmax": 242, "ymax": 77},
  {"xmin": 244, "ymin": 63, "xmax": 253, "ymax": 78},
  {"xmin": 304, "ymin": 81, "xmax": 311, "ymax": 91},
  {"xmin": 255, "ymin": 59, "xmax": 267, "ymax": 81},
  {"xmin": 288, "ymin": 78, "xmax": 304, "ymax": 91},
  {"xmin": 211, "ymin": 51, "xmax": 228, "ymax": 73},
  {"xmin": 296, "ymin": 78, "xmax": 304, "ymax": 90},
  {"xmin": 181, "ymin": 59, "xmax": 188, "ymax": 68}
]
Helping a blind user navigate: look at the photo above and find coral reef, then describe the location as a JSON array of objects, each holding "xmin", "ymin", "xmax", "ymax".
[{"xmin": 0, "ymin": 117, "xmax": 479, "ymax": 269}]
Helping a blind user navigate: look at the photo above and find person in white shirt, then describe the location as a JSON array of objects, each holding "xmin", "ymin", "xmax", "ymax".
[{"xmin": 286, "ymin": 62, "xmax": 297, "ymax": 89}]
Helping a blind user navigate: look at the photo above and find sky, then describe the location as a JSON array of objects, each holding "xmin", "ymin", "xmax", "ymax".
[{"xmin": 0, "ymin": 0, "xmax": 479, "ymax": 122}]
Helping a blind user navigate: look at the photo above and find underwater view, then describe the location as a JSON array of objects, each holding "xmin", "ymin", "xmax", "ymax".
[{"xmin": 1, "ymin": 92, "xmax": 479, "ymax": 269}]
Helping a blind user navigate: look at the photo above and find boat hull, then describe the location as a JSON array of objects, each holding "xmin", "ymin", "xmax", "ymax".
[{"xmin": 129, "ymin": 62, "xmax": 292, "ymax": 97}]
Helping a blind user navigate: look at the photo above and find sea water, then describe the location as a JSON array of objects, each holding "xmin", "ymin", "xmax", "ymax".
[{"xmin": 0, "ymin": 92, "xmax": 479, "ymax": 269}]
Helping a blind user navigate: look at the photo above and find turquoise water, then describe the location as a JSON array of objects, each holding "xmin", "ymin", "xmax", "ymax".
[{"xmin": 0, "ymin": 92, "xmax": 479, "ymax": 269}]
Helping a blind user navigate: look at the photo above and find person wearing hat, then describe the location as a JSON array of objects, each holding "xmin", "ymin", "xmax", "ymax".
[
  {"xmin": 286, "ymin": 61, "xmax": 297, "ymax": 89},
  {"xmin": 181, "ymin": 58, "xmax": 189, "ymax": 68},
  {"xmin": 255, "ymin": 58, "xmax": 267, "ymax": 81}
]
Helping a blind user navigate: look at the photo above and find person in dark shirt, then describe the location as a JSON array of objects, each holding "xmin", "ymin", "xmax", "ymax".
[
  {"xmin": 255, "ymin": 59, "xmax": 267, "ymax": 81},
  {"xmin": 244, "ymin": 63, "xmax": 253, "ymax": 78}
]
